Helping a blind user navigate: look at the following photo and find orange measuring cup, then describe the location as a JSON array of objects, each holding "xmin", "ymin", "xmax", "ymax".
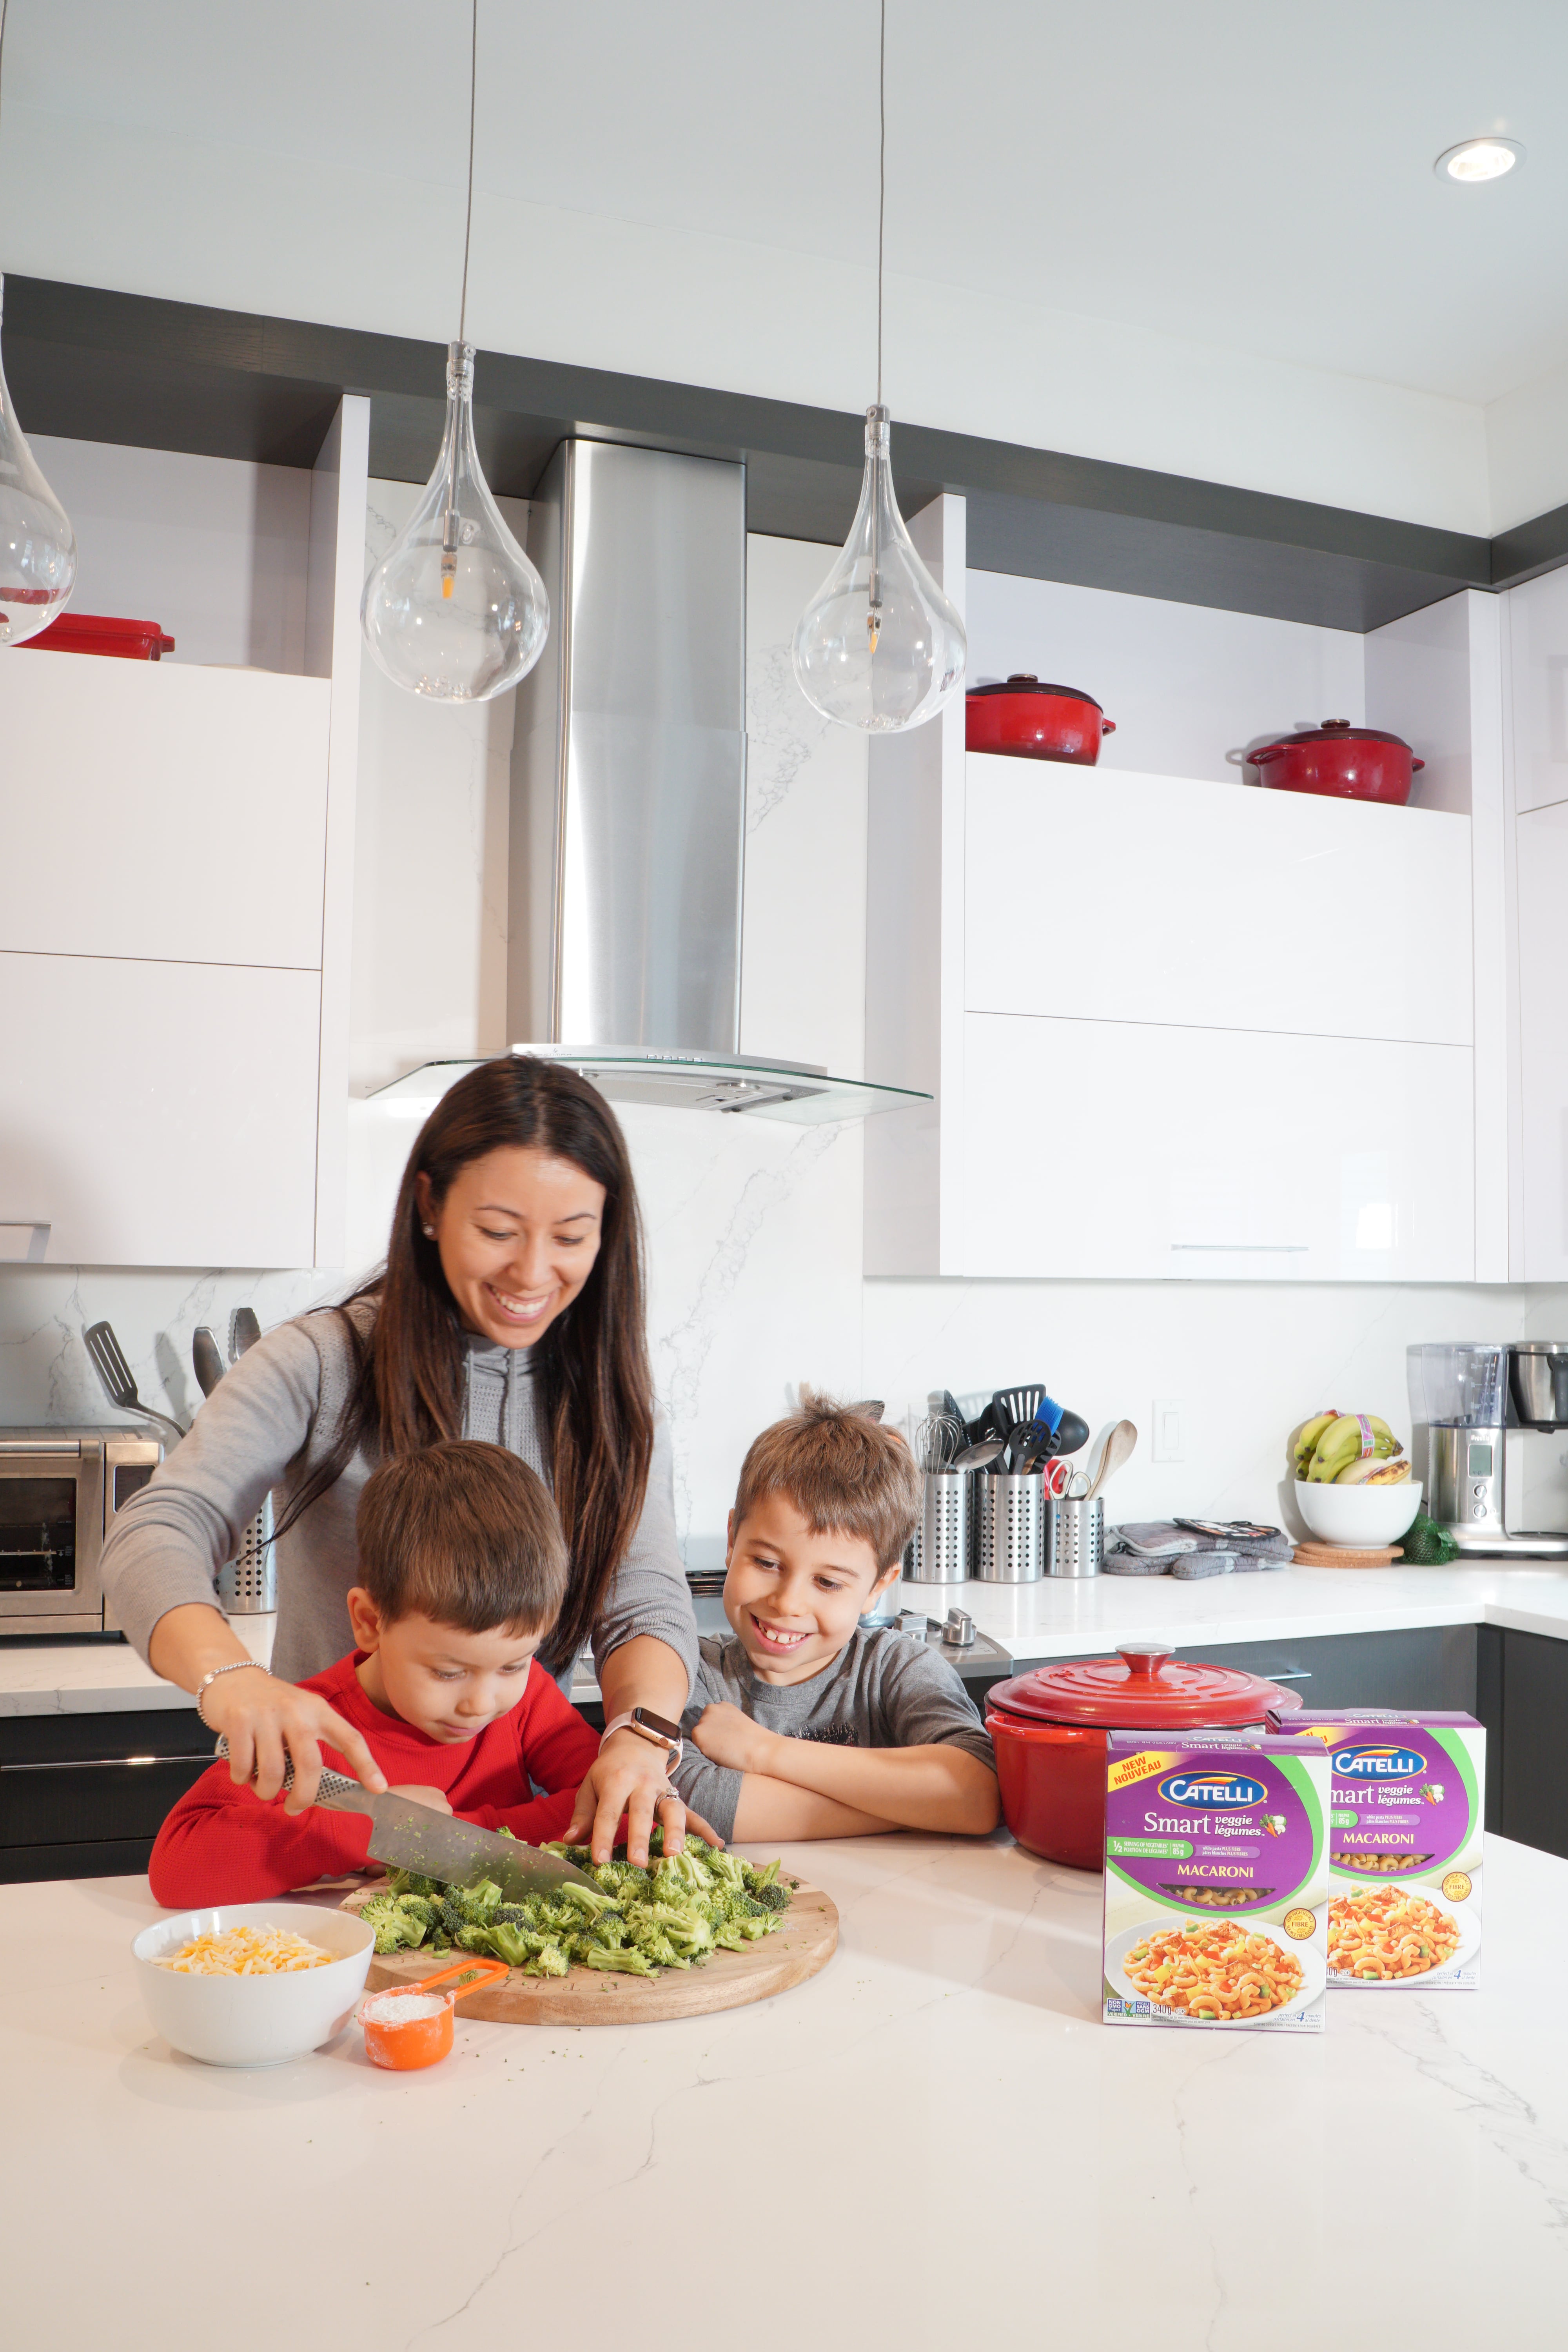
[{"xmin": 359, "ymin": 1956, "xmax": 510, "ymax": 2071}]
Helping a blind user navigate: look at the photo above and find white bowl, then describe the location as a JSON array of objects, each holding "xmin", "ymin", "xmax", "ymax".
[
  {"xmin": 132, "ymin": 1901, "xmax": 374, "ymax": 2068},
  {"xmin": 1294, "ymin": 1477, "xmax": 1423, "ymax": 1550}
]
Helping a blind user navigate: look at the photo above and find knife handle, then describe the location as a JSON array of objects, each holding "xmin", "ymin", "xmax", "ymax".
[{"xmin": 214, "ymin": 1734, "xmax": 374, "ymax": 1813}]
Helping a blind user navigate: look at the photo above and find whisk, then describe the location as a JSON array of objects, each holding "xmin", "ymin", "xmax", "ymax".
[{"xmin": 915, "ymin": 1412, "xmax": 964, "ymax": 1473}]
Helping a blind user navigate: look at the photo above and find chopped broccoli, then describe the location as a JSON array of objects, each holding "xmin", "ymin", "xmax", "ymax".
[
  {"xmin": 359, "ymin": 1893, "xmax": 434, "ymax": 1955},
  {"xmin": 366, "ymin": 1833, "xmax": 791, "ymax": 1979}
]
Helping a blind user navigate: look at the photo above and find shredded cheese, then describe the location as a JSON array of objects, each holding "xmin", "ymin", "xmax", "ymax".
[{"xmin": 154, "ymin": 1924, "xmax": 333, "ymax": 1976}]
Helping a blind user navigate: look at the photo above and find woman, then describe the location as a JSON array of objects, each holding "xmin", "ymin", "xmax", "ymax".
[{"xmin": 100, "ymin": 1058, "xmax": 701, "ymax": 1865}]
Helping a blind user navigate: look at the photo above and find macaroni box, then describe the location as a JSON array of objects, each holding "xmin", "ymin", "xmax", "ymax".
[
  {"xmin": 1264, "ymin": 1709, "xmax": 1484, "ymax": 1990},
  {"xmin": 1102, "ymin": 1730, "xmax": 1330, "ymax": 2032}
]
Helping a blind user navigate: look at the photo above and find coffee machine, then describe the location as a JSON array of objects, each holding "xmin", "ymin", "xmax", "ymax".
[{"xmin": 1408, "ymin": 1342, "xmax": 1568, "ymax": 1558}]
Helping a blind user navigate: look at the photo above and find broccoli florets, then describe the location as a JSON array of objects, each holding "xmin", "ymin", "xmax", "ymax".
[
  {"xmin": 746, "ymin": 1878, "xmax": 790, "ymax": 1913},
  {"xmin": 359, "ymin": 1893, "xmax": 434, "ymax": 1955}
]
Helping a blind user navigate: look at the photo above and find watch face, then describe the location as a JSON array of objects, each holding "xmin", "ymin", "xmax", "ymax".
[{"xmin": 632, "ymin": 1706, "xmax": 682, "ymax": 1743}]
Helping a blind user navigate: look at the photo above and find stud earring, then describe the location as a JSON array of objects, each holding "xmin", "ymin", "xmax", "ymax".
[{"xmin": 422, "ymin": 1225, "xmax": 436, "ymax": 1238}]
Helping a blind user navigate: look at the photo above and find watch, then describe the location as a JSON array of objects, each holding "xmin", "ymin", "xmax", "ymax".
[{"xmin": 602, "ymin": 1705, "xmax": 684, "ymax": 1771}]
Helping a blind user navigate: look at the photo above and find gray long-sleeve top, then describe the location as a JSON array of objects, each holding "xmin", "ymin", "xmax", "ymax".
[{"xmin": 98, "ymin": 1304, "xmax": 698, "ymax": 1695}]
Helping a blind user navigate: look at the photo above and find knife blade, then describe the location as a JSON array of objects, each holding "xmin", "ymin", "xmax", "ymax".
[{"xmin": 215, "ymin": 1739, "xmax": 600, "ymax": 1899}]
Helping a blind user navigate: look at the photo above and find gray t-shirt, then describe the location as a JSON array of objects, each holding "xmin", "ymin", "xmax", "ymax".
[
  {"xmin": 673, "ymin": 1626, "xmax": 995, "ymax": 1842},
  {"xmin": 99, "ymin": 1301, "xmax": 697, "ymax": 1695}
]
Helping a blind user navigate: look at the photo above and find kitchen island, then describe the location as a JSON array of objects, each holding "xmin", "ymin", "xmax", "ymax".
[{"xmin": 5, "ymin": 1832, "xmax": 1566, "ymax": 2347}]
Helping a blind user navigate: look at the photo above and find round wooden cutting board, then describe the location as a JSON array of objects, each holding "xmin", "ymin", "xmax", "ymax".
[{"xmin": 341, "ymin": 1877, "xmax": 838, "ymax": 2026}]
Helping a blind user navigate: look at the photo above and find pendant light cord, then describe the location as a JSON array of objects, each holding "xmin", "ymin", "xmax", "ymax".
[
  {"xmin": 875, "ymin": 0, "xmax": 886, "ymax": 411},
  {"xmin": 457, "ymin": 0, "xmax": 478, "ymax": 346}
]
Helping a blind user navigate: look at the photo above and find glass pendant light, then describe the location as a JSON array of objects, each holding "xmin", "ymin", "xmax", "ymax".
[
  {"xmin": 361, "ymin": 1, "xmax": 547, "ymax": 702},
  {"xmin": 792, "ymin": 0, "xmax": 964, "ymax": 734},
  {"xmin": 0, "ymin": 6, "xmax": 77, "ymax": 646}
]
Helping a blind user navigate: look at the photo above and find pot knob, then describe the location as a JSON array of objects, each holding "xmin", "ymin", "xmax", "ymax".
[
  {"xmin": 1320, "ymin": 719, "xmax": 1352, "ymax": 731},
  {"xmin": 1118, "ymin": 1643, "xmax": 1174, "ymax": 1682},
  {"xmin": 1005, "ymin": 673, "xmax": 1038, "ymax": 683}
]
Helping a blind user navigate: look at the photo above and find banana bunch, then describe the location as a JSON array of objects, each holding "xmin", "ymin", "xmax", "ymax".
[{"xmin": 1291, "ymin": 1410, "xmax": 1411, "ymax": 1486}]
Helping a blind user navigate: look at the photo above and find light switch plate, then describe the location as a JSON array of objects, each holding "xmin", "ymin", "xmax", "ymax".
[{"xmin": 1152, "ymin": 1399, "xmax": 1184, "ymax": 1463}]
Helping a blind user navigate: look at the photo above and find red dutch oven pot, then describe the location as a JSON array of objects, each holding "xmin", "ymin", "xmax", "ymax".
[
  {"xmin": 1249, "ymin": 717, "xmax": 1423, "ymax": 805},
  {"xmin": 18, "ymin": 613, "xmax": 176, "ymax": 660},
  {"xmin": 965, "ymin": 675, "xmax": 1115, "ymax": 765},
  {"xmin": 986, "ymin": 1643, "xmax": 1303, "ymax": 1871}
]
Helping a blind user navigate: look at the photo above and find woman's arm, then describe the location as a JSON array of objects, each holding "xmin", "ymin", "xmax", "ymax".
[
  {"xmin": 564, "ymin": 1412, "xmax": 708, "ymax": 1866},
  {"xmin": 147, "ymin": 1604, "xmax": 387, "ymax": 1809},
  {"xmin": 563, "ymin": 1633, "xmax": 715, "ymax": 1866},
  {"xmin": 110, "ymin": 1319, "xmax": 387, "ymax": 1807},
  {"xmin": 691, "ymin": 1703, "xmax": 1001, "ymax": 1836}
]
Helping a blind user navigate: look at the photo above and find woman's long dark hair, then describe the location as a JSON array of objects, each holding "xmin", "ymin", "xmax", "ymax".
[{"xmin": 278, "ymin": 1058, "xmax": 654, "ymax": 1663}]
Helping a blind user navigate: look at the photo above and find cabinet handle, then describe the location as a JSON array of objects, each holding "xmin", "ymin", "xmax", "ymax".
[
  {"xmin": 1170, "ymin": 1243, "xmax": 1309, "ymax": 1255},
  {"xmin": 0, "ymin": 1754, "xmax": 205, "ymax": 1772}
]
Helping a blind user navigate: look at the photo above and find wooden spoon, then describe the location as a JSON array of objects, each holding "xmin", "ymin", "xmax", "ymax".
[{"xmin": 1085, "ymin": 1419, "xmax": 1138, "ymax": 1500}]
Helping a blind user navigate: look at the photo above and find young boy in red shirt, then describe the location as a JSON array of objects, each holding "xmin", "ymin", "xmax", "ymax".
[{"xmin": 149, "ymin": 1439, "xmax": 601, "ymax": 1907}]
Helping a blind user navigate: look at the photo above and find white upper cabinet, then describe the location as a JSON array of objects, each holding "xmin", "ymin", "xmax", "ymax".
[
  {"xmin": 0, "ymin": 658, "xmax": 330, "ymax": 968},
  {"xmin": 866, "ymin": 507, "xmax": 1492, "ymax": 1283},
  {"xmin": 0, "ymin": 399, "xmax": 368, "ymax": 1270},
  {"xmin": 964, "ymin": 759, "xmax": 1472, "ymax": 1045}
]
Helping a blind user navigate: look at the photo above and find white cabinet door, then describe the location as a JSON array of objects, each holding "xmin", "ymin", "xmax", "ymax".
[
  {"xmin": 0, "ymin": 657, "xmax": 330, "ymax": 968},
  {"xmin": 0, "ymin": 952, "xmax": 321, "ymax": 1267},
  {"xmin": 1515, "ymin": 800, "xmax": 1568, "ymax": 1278},
  {"xmin": 964, "ymin": 758, "xmax": 1473, "ymax": 1047},
  {"xmin": 958, "ymin": 1013, "xmax": 1474, "ymax": 1280},
  {"xmin": 1507, "ymin": 566, "xmax": 1568, "ymax": 816}
]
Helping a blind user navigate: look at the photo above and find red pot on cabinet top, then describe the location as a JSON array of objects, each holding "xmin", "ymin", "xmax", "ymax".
[
  {"xmin": 1249, "ymin": 718, "xmax": 1423, "ymax": 806},
  {"xmin": 965, "ymin": 675, "xmax": 1115, "ymax": 765}
]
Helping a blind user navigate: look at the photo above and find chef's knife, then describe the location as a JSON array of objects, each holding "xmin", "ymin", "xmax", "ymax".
[{"xmin": 215, "ymin": 1738, "xmax": 599, "ymax": 1900}]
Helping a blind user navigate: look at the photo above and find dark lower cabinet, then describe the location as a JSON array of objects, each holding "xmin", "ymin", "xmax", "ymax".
[
  {"xmin": 0, "ymin": 1706, "xmax": 215, "ymax": 1884},
  {"xmin": 1493, "ymin": 1627, "xmax": 1568, "ymax": 1860}
]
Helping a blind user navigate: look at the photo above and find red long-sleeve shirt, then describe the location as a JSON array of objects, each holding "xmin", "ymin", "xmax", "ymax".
[{"xmin": 149, "ymin": 1650, "xmax": 601, "ymax": 1908}]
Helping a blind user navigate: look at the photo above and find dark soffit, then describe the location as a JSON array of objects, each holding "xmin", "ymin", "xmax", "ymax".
[{"xmin": 0, "ymin": 273, "xmax": 1511, "ymax": 634}]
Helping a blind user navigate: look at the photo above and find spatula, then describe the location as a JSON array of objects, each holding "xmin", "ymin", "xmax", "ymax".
[
  {"xmin": 192, "ymin": 1327, "xmax": 226, "ymax": 1399},
  {"xmin": 83, "ymin": 1320, "xmax": 186, "ymax": 1446},
  {"xmin": 228, "ymin": 1307, "xmax": 262, "ymax": 1363}
]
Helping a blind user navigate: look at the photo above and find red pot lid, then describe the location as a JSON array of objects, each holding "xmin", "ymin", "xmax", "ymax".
[
  {"xmin": 1251, "ymin": 717, "xmax": 1413, "ymax": 755},
  {"xmin": 967, "ymin": 674, "xmax": 1102, "ymax": 709},
  {"xmin": 987, "ymin": 1643, "xmax": 1298, "ymax": 1728}
]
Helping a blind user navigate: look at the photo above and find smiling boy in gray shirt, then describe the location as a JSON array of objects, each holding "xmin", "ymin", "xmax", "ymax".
[{"xmin": 672, "ymin": 1395, "xmax": 998, "ymax": 1843}]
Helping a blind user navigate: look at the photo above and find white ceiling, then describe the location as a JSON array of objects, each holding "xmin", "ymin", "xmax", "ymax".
[{"xmin": 6, "ymin": 0, "xmax": 1563, "ymax": 409}]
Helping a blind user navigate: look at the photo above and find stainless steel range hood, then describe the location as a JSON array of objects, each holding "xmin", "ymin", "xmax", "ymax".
[{"xmin": 371, "ymin": 438, "xmax": 929, "ymax": 1124}]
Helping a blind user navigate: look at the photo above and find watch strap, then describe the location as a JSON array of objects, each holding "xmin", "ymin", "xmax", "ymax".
[{"xmin": 601, "ymin": 1710, "xmax": 683, "ymax": 1772}]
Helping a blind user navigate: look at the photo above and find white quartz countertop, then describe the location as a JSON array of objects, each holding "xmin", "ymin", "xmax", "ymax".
[
  {"xmin": 6, "ymin": 1832, "xmax": 1566, "ymax": 2347},
  {"xmin": 7, "ymin": 1560, "xmax": 1568, "ymax": 1719},
  {"xmin": 901, "ymin": 1557, "xmax": 1568, "ymax": 1660}
]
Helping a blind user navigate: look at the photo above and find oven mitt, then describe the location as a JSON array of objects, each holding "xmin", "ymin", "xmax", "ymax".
[
  {"xmin": 1102, "ymin": 1548, "xmax": 1172, "ymax": 1577},
  {"xmin": 1109, "ymin": 1521, "xmax": 1196, "ymax": 1557}
]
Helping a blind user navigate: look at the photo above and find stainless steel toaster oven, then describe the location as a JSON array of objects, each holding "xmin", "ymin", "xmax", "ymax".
[{"xmin": 0, "ymin": 1429, "xmax": 163, "ymax": 1636}]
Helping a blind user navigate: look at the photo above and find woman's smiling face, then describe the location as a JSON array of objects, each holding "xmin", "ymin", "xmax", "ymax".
[{"xmin": 417, "ymin": 1145, "xmax": 606, "ymax": 1347}]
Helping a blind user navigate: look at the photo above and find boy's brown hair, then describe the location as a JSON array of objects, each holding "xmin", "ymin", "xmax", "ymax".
[
  {"xmin": 355, "ymin": 1439, "xmax": 569, "ymax": 1634},
  {"xmin": 733, "ymin": 1391, "xmax": 921, "ymax": 1575}
]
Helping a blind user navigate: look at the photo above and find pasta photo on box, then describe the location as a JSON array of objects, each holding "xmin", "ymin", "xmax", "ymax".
[
  {"xmin": 1102, "ymin": 1731, "xmax": 1330, "ymax": 2033},
  {"xmin": 1265, "ymin": 1710, "xmax": 1485, "ymax": 1991}
]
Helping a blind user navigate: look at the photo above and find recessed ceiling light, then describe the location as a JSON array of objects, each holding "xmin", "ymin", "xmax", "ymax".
[{"xmin": 1435, "ymin": 136, "xmax": 1524, "ymax": 183}]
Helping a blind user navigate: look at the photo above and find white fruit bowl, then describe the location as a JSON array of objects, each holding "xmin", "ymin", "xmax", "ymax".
[
  {"xmin": 132, "ymin": 1902, "xmax": 374, "ymax": 2068},
  {"xmin": 1294, "ymin": 1477, "xmax": 1423, "ymax": 1551}
]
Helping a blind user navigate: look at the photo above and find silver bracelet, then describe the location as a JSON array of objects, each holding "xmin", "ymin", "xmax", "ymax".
[{"xmin": 195, "ymin": 1657, "xmax": 268, "ymax": 1731}]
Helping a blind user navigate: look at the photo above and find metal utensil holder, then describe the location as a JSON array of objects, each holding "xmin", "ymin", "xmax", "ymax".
[
  {"xmin": 218, "ymin": 1494, "xmax": 276, "ymax": 1614},
  {"xmin": 1047, "ymin": 1494, "xmax": 1104, "ymax": 1579},
  {"xmin": 975, "ymin": 1472, "xmax": 1046, "ymax": 1583},
  {"xmin": 907, "ymin": 1470, "xmax": 972, "ymax": 1584}
]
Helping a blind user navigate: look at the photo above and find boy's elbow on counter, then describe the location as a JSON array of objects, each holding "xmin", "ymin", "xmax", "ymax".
[{"xmin": 962, "ymin": 1773, "xmax": 1003, "ymax": 1836}]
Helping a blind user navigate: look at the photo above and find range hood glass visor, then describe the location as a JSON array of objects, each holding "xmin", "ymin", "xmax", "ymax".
[{"xmin": 368, "ymin": 1047, "xmax": 931, "ymax": 1124}]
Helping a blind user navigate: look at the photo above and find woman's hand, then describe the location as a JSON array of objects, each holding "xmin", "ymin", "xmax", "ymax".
[
  {"xmin": 691, "ymin": 1702, "xmax": 780, "ymax": 1777},
  {"xmin": 563, "ymin": 1728, "xmax": 721, "ymax": 1866},
  {"xmin": 204, "ymin": 1667, "xmax": 388, "ymax": 1814}
]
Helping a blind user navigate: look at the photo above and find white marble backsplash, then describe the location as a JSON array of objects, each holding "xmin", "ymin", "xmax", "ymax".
[{"xmin": 7, "ymin": 528, "xmax": 1568, "ymax": 1555}]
